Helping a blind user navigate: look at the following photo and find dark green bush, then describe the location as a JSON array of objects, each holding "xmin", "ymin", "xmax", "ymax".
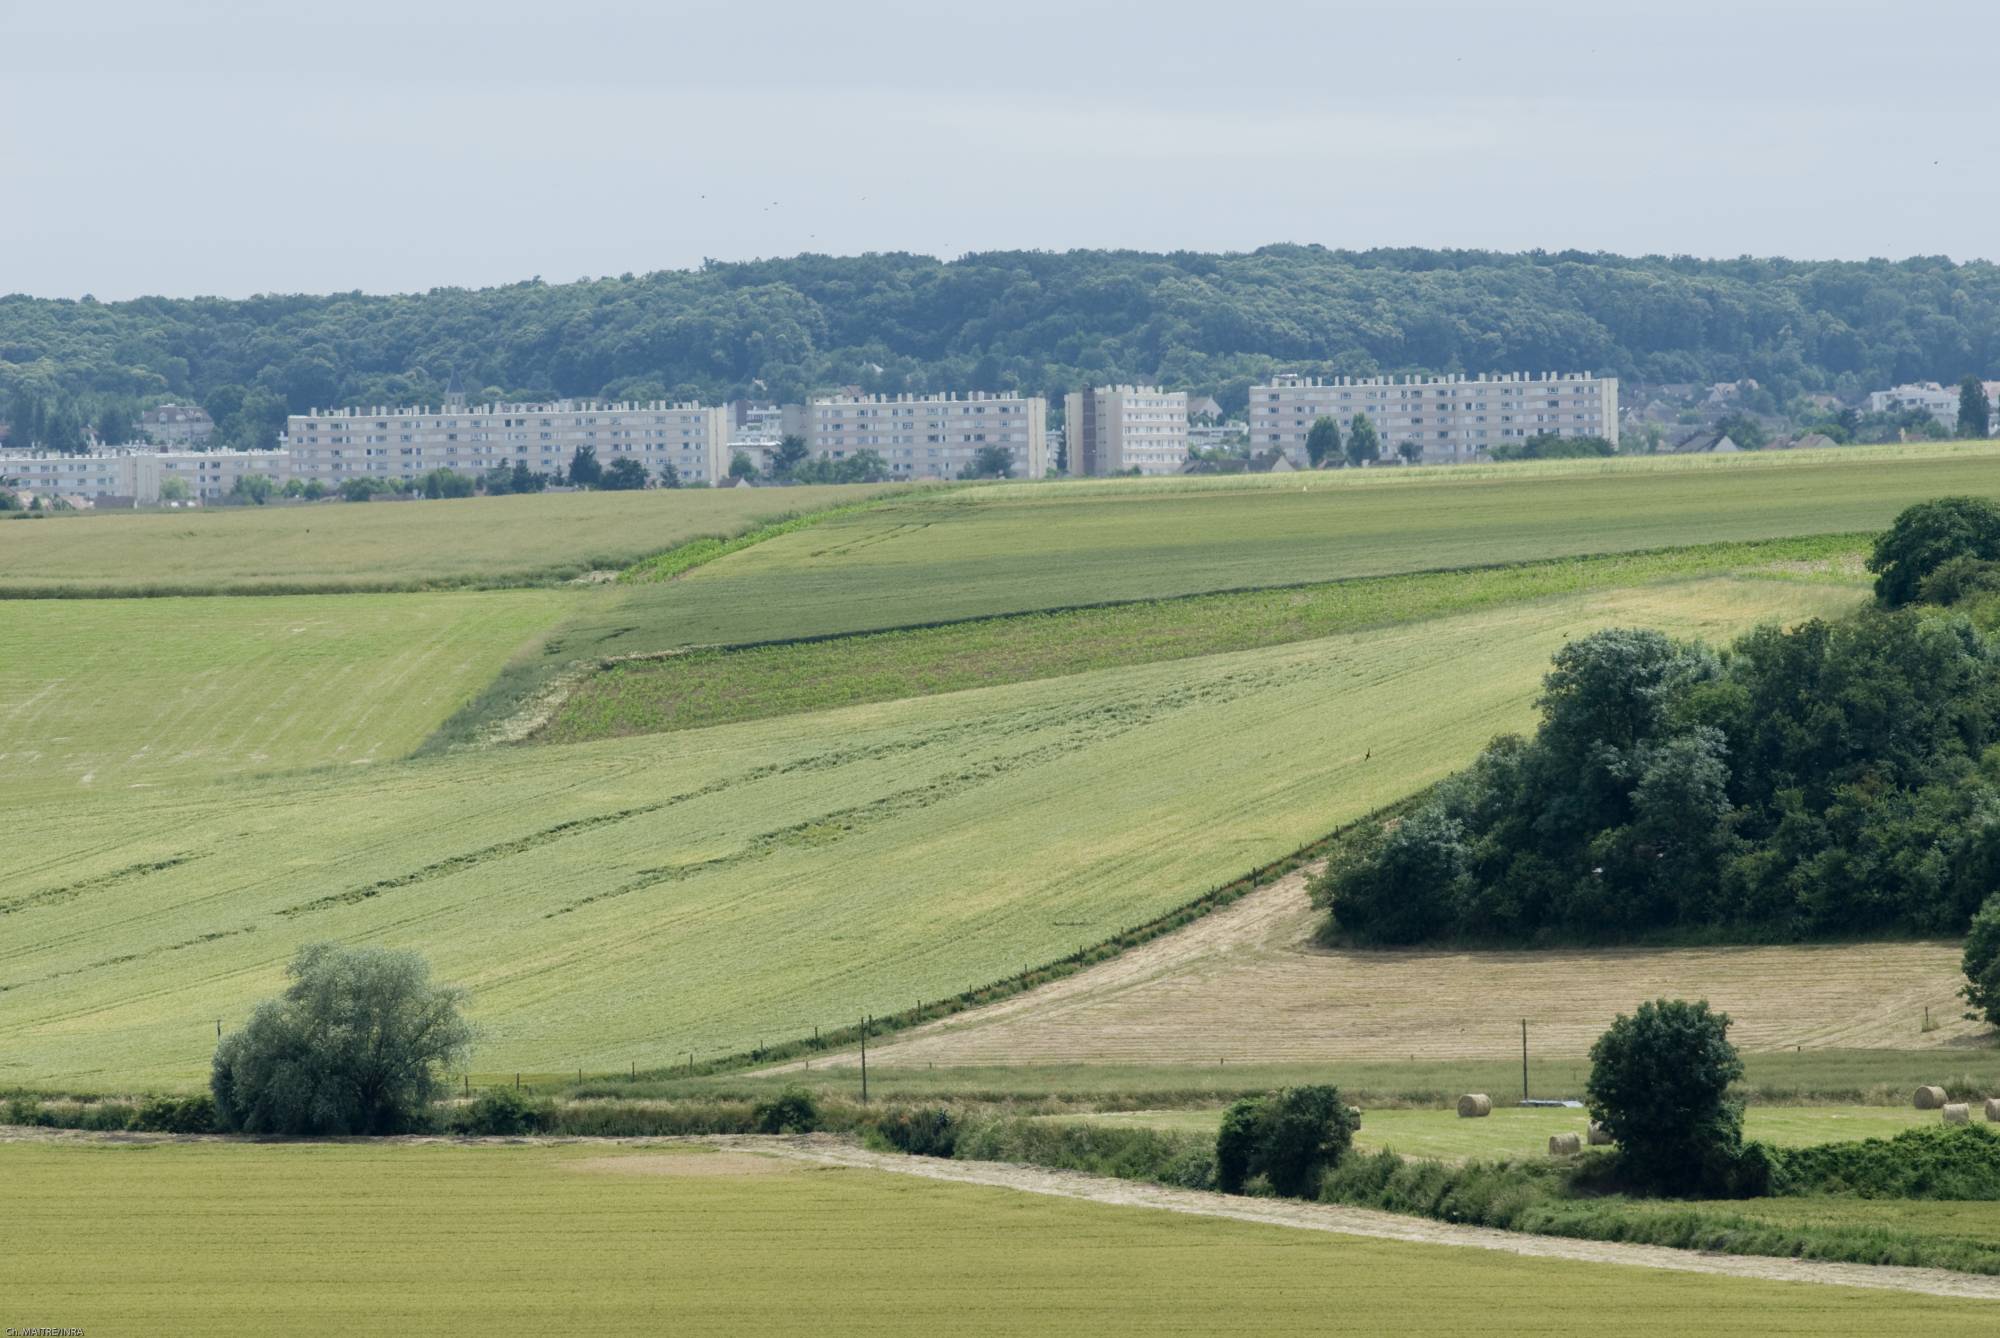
[
  {"xmin": 751, "ymin": 1086, "xmax": 820, "ymax": 1134},
  {"xmin": 1772, "ymin": 1126, "xmax": 2000, "ymax": 1199},
  {"xmin": 131, "ymin": 1094, "xmax": 217, "ymax": 1134},
  {"xmin": 1213, "ymin": 1085, "xmax": 1359, "ymax": 1198},
  {"xmin": 1918, "ymin": 555, "xmax": 2000, "ymax": 606},
  {"xmin": 4, "ymin": 1095, "xmax": 54, "ymax": 1127},
  {"xmin": 954, "ymin": 1119, "xmax": 1217, "ymax": 1190},
  {"xmin": 870, "ymin": 1105, "xmax": 960, "ymax": 1158},
  {"xmin": 1589, "ymin": 999, "xmax": 1749, "ymax": 1196},
  {"xmin": 547, "ymin": 1101, "xmax": 760, "ymax": 1137},
  {"xmin": 451, "ymin": 1087, "xmax": 554, "ymax": 1136},
  {"xmin": 1870, "ymin": 496, "xmax": 2000, "ymax": 607}
]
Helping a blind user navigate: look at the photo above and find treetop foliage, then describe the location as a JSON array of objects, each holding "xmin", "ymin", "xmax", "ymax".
[
  {"xmin": 7, "ymin": 246, "xmax": 2000, "ymax": 451},
  {"xmin": 1316, "ymin": 591, "xmax": 2000, "ymax": 945},
  {"xmin": 210, "ymin": 941, "xmax": 472, "ymax": 1136}
]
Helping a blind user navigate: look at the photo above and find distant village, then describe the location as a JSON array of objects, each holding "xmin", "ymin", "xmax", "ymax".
[{"xmin": 1, "ymin": 371, "xmax": 1994, "ymax": 510}]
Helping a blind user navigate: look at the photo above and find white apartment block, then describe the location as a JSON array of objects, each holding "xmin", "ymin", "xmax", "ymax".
[
  {"xmin": 286, "ymin": 399, "xmax": 732, "ymax": 486},
  {"xmin": 0, "ymin": 448, "xmax": 290, "ymax": 503},
  {"xmin": 806, "ymin": 392, "xmax": 1046, "ymax": 479},
  {"xmin": 1868, "ymin": 380, "xmax": 2000, "ymax": 427},
  {"xmin": 1250, "ymin": 372, "xmax": 1619, "ymax": 464},
  {"xmin": 1063, "ymin": 385, "xmax": 1188, "ymax": 476},
  {"xmin": 137, "ymin": 403, "xmax": 216, "ymax": 447}
]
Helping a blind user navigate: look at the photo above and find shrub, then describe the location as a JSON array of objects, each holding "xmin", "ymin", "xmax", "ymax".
[
  {"xmin": 210, "ymin": 942, "xmax": 472, "ymax": 1136},
  {"xmin": 1588, "ymin": 999, "xmax": 1748, "ymax": 1196},
  {"xmin": 1771, "ymin": 1124, "xmax": 2000, "ymax": 1199},
  {"xmin": 870, "ymin": 1105, "xmax": 960, "ymax": 1158},
  {"xmin": 954, "ymin": 1119, "xmax": 1217, "ymax": 1190},
  {"xmin": 1870, "ymin": 496, "xmax": 2000, "ymax": 607},
  {"xmin": 4, "ymin": 1095, "xmax": 54, "ymax": 1127},
  {"xmin": 1963, "ymin": 892, "xmax": 2000, "ymax": 1027},
  {"xmin": 751, "ymin": 1086, "xmax": 819, "ymax": 1134},
  {"xmin": 131, "ymin": 1094, "xmax": 217, "ymax": 1133},
  {"xmin": 452, "ymin": 1087, "xmax": 553, "ymax": 1136},
  {"xmin": 1213, "ymin": 1085, "xmax": 1359, "ymax": 1198}
]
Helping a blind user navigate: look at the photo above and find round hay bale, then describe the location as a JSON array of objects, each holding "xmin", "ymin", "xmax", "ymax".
[
  {"xmin": 1587, "ymin": 1121, "xmax": 1614, "ymax": 1146},
  {"xmin": 1548, "ymin": 1132, "xmax": 1582, "ymax": 1156},
  {"xmin": 1914, "ymin": 1085, "xmax": 1948, "ymax": 1110},
  {"xmin": 1943, "ymin": 1103, "xmax": 1971, "ymax": 1126},
  {"xmin": 1456, "ymin": 1093, "xmax": 1492, "ymax": 1119},
  {"xmin": 1985, "ymin": 1098, "xmax": 2000, "ymax": 1123}
]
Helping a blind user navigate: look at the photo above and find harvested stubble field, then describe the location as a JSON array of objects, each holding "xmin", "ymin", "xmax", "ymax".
[
  {"xmin": 538, "ymin": 536, "xmax": 1865, "ymax": 743},
  {"xmin": 0, "ymin": 589, "xmax": 570, "ymax": 794},
  {"xmin": 551, "ymin": 442, "xmax": 2000, "ymax": 656},
  {"xmin": 2, "ymin": 1137, "xmax": 1990, "ymax": 1334},
  {"xmin": 1053, "ymin": 1105, "xmax": 1952, "ymax": 1161},
  {"xmin": 0, "ymin": 483, "xmax": 891, "ymax": 594},
  {"xmin": 0, "ymin": 577, "xmax": 1856, "ymax": 1090},
  {"xmin": 798, "ymin": 862, "xmax": 1984, "ymax": 1074}
]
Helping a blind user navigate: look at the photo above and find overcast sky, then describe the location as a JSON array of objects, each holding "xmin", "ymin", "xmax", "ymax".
[{"xmin": 4, "ymin": 0, "xmax": 1994, "ymax": 300}]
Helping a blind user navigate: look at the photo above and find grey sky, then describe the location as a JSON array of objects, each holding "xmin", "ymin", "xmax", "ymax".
[{"xmin": 4, "ymin": 0, "xmax": 1993, "ymax": 300}]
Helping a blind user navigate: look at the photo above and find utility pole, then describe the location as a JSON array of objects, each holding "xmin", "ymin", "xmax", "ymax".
[
  {"xmin": 860, "ymin": 1015, "xmax": 869, "ymax": 1105},
  {"xmin": 1521, "ymin": 1019, "xmax": 1529, "ymax": 1103}
]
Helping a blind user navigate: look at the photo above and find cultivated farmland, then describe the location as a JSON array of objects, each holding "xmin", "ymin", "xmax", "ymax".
[
  {"xmin": 0, "ymin": 590, "xmax": 569, "ymax": 794},
  {"xmin": 0, "ymin": 577, "xmax": 1859, "ymax": 1090},
  {"xmin": 556, "ymin": 442, "xmax": 2000, "ymax": 655},
  {"xmin": 820, "ymin": 863, "xmax": 1978, "ymax": 1074},
  {"xmin": 0, "ymin": 483, "xmax": 893, "ymax": 594},
  {"xmin": 2, "ymin": 1138, "xmax": 1988, "ymax": 1334}
]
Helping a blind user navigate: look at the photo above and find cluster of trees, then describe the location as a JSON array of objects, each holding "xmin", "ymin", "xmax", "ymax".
[
  {"xmin": 1319, "ymin": 499, "xmax": 2000, "ymax": 947},
  {"xmin": 8, "ymin": 248, "xmax": 2000, "ymax": 450},
  {"xmin": 1488, "ymin": 431, "xmax": 1618, "ymax": 462},
  {"xmin": 1302, "ymin": 415, "xmax": 1410, "ymax": 468}
]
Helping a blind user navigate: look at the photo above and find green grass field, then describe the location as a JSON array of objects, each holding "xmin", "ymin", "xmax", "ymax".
[
  {"xmin": 1055, "ymin": 1105, "xmax": 1954, "ymax": 1160},
  {"xmin": 0, "ymin": 484, "xmax": 892, "ymax": 594},
  {"xmin": 0, "ymin": 590, "xmax": 571, "ymax": 794},
  {"xmin": 0, "ymin": 577, "xmax": 1858, "ymax": 1091},
  {"xmin": 1, "ymin": 1139, "xmax": 1986, "ymax": 1334},
  {"xmin": 552, "ymin": 443, "xmax": 2000, "ymax": 657},
  {"xmin": 538, "ymin": 535, "xmax": 1865, "ymax": 743}
]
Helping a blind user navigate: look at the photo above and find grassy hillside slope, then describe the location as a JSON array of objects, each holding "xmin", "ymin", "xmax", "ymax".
[
  {"xmin": 556, "ymin": 444, "xmax": 2000, "ymax": 657},
  {"xmin": 0, "ymin": 576, "xmax": 1859, "ymax": 1090},
  {"xmin": 0, "ymin": 590, "xmax": 571, "ymax": 795},
  {"xmin": 0, "ymin": 484, "xmax": 894, "ymax": 594}
]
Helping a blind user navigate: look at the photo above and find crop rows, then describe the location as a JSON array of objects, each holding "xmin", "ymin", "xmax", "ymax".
[{"xmin": 0, "ymin": 577, "xmax": 1859, "ymax": 1090}]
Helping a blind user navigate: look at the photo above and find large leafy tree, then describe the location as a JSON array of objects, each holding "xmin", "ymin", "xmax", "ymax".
[
  {"xmin": 1305, "ymin": 415, "xmax": 1341, "ymax": 467},
  {"xmin": 1867, "ymin": 496, "xmax": 2000, "ymax": 606},
  {"xmin": 1587, "ymin": 999, "xmax": 1750, "ymax": 1195},
  {"xmin": 1344, "ymin": 414, "xmax": 1380, "ymax": 466},
  {"xmin": 1959, "ymin": 376, "xmax": 1992, "ymax": 439},
  {"xmin": 212, "ymin": 942, "xmax": 472, "ymax": 1135}
]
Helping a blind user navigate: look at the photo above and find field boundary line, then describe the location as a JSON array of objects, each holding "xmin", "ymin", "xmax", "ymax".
[
  {"xmin": 744, "ymin": 1137, "xmax": 2000, "ymax": 1301},
  {"xmin": 582, "ymin": 531, "xmax": 1877, "ymax": 662}
]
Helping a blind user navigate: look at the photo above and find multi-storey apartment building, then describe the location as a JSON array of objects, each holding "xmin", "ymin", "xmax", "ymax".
[
  {"xmin": 0, "ymin": 448, "xmax": 290, "ymax": 503},
  {"xmin": 806, "ymin": 391, "xmax": 1046, "ymax": 479},
  {"xmin": 136, "ymin": 403, "xmax": 216, "ymax": 447},
  {"xmin": 1250, "ymin": 372, "xmax": 1619, "ymax": 464},
  {"xmin": 1062, "ymin": 385, "xmax": 1188, "ymax": 476},
  {"xmin": 285, "ymin": 399, "xmax": 732, "ymax": 486}
]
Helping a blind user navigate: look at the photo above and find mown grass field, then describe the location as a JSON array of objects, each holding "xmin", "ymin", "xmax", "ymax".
[
  {"xmin": 1, "ymin": 1139, "xmax": 1987, "ymax": 1334},
  {"xmin": 539, "ymin": 535, "xmax": 1866, "ymax": 743},
  {"xmin": 1055, "ymin": 1105, "xmax": 1957, "ymax": 1160},
  {"xmin": 552, "ymin": 442, "xmax": 2000, "ymax": 657},
  {"xmin": 0, "ymin": 577, "xmax": 1856, "ymax": 1091},
  {"xmin": 0, "ymin": 590, "xmax": 571, "ymax": 794},
  {"xmin": 0, "ymin": 483, "xmax": 892, "ymax": 594}
]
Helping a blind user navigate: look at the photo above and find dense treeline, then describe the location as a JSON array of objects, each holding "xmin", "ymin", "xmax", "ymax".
[
  {"xmin": 6, "ymin": 246, "xmax": 2000, "ymax": 449},
  {"xmin": 1317, "ymin": 501, "xmax": 2000, "ymax": 946}
]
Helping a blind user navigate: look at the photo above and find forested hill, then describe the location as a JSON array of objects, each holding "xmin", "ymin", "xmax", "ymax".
[{"xmin": 6, "ymin": 246, "xmax": 2000, "ymax": 447}]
